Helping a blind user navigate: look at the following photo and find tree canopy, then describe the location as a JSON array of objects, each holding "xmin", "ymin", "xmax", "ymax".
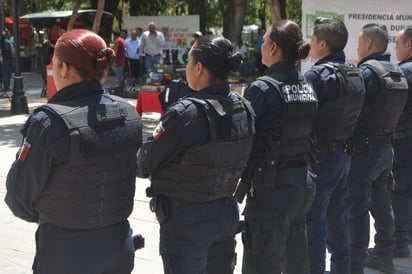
[{"xmin": 9, "ymin": 0, "xmax": 302, "ymax": 43}]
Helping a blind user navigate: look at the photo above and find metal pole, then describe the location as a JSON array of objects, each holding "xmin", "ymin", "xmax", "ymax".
[
  {"xmin": 10, "ymin": 0, "xmax": 28, "ymax": 114},
  {"xmin": 0, "ymin": 0, "xmax": 5, "ymax": 33}
]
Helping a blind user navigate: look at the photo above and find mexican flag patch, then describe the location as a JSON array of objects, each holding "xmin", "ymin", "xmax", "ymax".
[{"xmin": 18, "ymin": 140, "xmax": 31, "ymax": 162}]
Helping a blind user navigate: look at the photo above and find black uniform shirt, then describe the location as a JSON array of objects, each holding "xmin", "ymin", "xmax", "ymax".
[
  {"xmin": 137, "ymin": 82, "xmax": 231, "ymax": 177},
  {"xmin": 4, "ymin": 81, "xmax": 110, "ymax": 222},
  {"xmin": 243, "ymin": 61, "xmax": 302, "ymax": 130},
  {"xmin": 304, "ymin": 51, "xmax": 346, "ymax": 104}
]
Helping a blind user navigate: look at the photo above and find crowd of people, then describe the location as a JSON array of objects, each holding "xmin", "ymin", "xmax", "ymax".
[{"xmin": 3, "ymin": 17, "xmax": 412, "ymax": 274}]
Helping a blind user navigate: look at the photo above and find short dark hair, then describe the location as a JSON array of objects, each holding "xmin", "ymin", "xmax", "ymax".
[
  {"xmin": 113, "ymin": 30, "xmax": 121, "ymax": 37},
  {"xmin": 401, "ymin": 25, "xmax": 412, "ymax": 43},
  {"xmin": 190, "ymin": 36, "xmax": 242, "ymax": 82},
  {"xmin": 361, "ymin": 23, "xmax": 388, "ymax": 52},
  {"xmin": 313, "ymin": 17, "xmax": 348, "ymax": 52}
]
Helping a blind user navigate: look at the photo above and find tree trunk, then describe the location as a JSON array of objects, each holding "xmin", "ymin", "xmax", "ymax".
[
  {"xmin": 92, "ymin": 0, "xmax": 105, "ymax": 33},
  {"xmin": 269, "ymin": 0, "xmax": 287, "ymax": 23},
  {"xmin": 67, "ymin": 0, "xmax": 82, "ymax": 31},
  {"xmin": 222, "ymin": 0, "xmax": 246, "ymax": 47},
  {"xmin": 188, "ymin": 0, "xmax": 207, "ymax": 34},
  {"xmin": 258, "ymin": 1, "xmax": 267, "ymax": 29}
]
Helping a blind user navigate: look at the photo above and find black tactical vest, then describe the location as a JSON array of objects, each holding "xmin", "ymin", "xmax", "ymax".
[
  {"xmin": 150, "ymin": 92, "xmax": 255, "ymax": 202},
  {"xmin": 356, "ymin": 60, "xmax": 408, "ymax": 136},
  {"xmin": 314, "ymin": 63, "xmax": 366, "ymax": 143},
  {"xmin": 395, "ymin": 63, "xmax": 412, "ymax": 140},
  {"xmin": 34, "ymin": 96, "xmax": 142, "ymax": 229},
  {"xmin": 256, "ymin": 76, "xmax": 317, "ymax": 158}
]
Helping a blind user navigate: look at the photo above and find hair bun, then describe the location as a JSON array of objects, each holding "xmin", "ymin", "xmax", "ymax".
[
  {"xmin": 228, "ymin": 52, "xmax": 242, "ymax": 71},
  {"xmin": 95, "ymin": 48, "xmax": 115, "ymax": 69}
]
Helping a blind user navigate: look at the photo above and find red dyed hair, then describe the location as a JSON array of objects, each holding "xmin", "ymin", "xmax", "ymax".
[{"xmin": 54, "ymin": 29, "xmax": 115, "ymax": 81}]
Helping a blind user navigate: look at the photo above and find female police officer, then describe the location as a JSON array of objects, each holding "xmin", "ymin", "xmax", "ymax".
[
  {"xmin": 137, "ymin": 36, "xmax": 255, "ymax": 274},
  {"xmin": 240, "ymin": 20, "xmax": 317, "ymax": 274},
  {"xmin": 5, "ymin": 29, "xmax": 142, "ymax": 274}
]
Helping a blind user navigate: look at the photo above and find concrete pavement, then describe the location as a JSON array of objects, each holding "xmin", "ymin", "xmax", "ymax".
[{"xmin": 0, "ymin": 71, "xmax": 411, "ymax": 273}]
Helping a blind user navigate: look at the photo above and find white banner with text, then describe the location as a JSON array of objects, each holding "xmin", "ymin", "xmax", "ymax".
[{"xmin": 301, "ymin": 0, "xmax": 412, "ymax": 72}]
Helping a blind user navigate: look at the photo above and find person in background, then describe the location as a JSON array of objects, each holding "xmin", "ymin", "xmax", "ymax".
[
  {"xmin": 0, "ymin": 30, "xmax": 13, "ymax": 91},
  {"xmin": 136, "ymin": 27, "xmax": 145, "ymax": 76},
  {"xmin": 4, "ymin": 29, "xmax": 143, "ymax": 274},
  {"xmin": 349, "ymin": 23, "xmax": 408, "ymax": 274},
  {"xmin": 238, "ymin": 39, "xmax": 250, "ymax": 76},
  {"xmin": 254, "ymin": 27, "xmax": 267, "ymax": 75},
  {"xmin": 304, "ymin": 17, "xmax": 366, "ymax": 274},
  {"xmin": 391, "ymin": 25, "xmax": 412, "ymax": 259},
  {"xmin": 137, "ymin": 36, "xmax": 255, "ymax": 274},
  {"xmin": 238, "ymin": 40, "xmax": 249, "ymax": 60},
  {"xmin": 113, "ymin": 29, "xmax": 126, "ymax": 91},
  {"xmin": 240, "ymin": 20, "xmax": 317, "ymax": 274},
  {"xmin": 125, "ymin": 28, "xmax": 141, "ymax": 79},
  {"xmin": 121, "ymin": 29, "xmax": 128, "ymax": 40},
  {"xmin": 139, "ymin": 22, "xmax": 165, "ymax": 74}
]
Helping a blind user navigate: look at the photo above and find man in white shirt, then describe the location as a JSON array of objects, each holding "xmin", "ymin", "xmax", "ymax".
[
  {"xmin": 125, "ymin": 28, "xmax": 142, "ymax": 79},
  {"xmin": 139, "ymin": 22, "xmax": 165, "ymax": 74}
]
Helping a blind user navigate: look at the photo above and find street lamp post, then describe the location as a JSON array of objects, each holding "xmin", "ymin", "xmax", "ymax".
[
  {"xmin": 0, "ymin": 1, "xmax": 5, "ymax": 33},
  {"xmin": 10, "ymin": 0, "xmax": 28, "ymax": 114}
]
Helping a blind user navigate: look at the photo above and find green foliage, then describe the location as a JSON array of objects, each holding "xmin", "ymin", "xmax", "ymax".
[
  {"xmin": 286, "ymin": 0, "xmax": 302, "ymax": 26},
  {"xmin": 206, "ymin": 0, "xmax": 222, "ymax": 29},
  {"xmin": 244, "ymin": 0, "xmax": 270, "ymax": 28},
  {"xmin": 19, "ymin": 0, "xmax": 303, "ymax": 32}
]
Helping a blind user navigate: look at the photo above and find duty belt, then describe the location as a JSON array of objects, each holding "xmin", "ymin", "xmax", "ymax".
[
  {"xmin": 353, "ymin": 135, "xmax": 393, "ymax": 149},
  {"xmin": 317, "ymin": 142, "xmax": 349, "ymax": 153}
]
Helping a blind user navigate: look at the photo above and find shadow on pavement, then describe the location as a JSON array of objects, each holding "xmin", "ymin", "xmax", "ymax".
[{"xmin": 0, "ymin": 122, "xmax": 23, "ymax": 147}]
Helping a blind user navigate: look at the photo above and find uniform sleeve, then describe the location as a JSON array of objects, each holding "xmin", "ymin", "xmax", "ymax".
[
  {"xmin": 244, "ymin": 81, "xmax": 281, "ymax": 129},
  {"xmin": 4, "ymin": 111, "xmax": 69, "ymax": 222},
  {"xmin": 244, "ymin": 84, "xmax": 268, "ymax": 121},
  {"xmin": 305, "ymin": 68, "xmax": 338, "ymax": 104},
  {"xmin": 360, "ymin": 66, "xmax": 380, "ymax": 100},
  {"xmin": 304, "ymin": 70, "xmax": 322, "ymax": 98},
  {"xmin": 136, "ymin": 102, "xmax": 208, "ymax": 177}
]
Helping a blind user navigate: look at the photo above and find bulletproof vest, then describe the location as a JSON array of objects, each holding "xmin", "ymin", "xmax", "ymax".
[
  {"xmin": 151, "ymin": 92, "xmax": 255, "ymax": 202},
  {"xmin": 256, "ymin": 76, "xmax": 317, "ymax": 158},
  {"xmin": 314, "ymin": 62, "xmax": 366, "ymax": 142},
  {"xmin": 357, "ymin": 60, "xmax": 408, "ymax": 136},
  {"xmin": 395, "ymin": 63, "xmax": 412, "ymax": 140},
  {"xmin": 34, "ymin": 96, "xmax": 143, "ymax": 229}
]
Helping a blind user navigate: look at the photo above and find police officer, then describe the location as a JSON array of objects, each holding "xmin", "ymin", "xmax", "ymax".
[
  {"xmin": 5, "ymin": 29, "xmax": 143, "ymax": 274},
  {"xmin": 304, "ymin": 17, "xmax": 365, "ymax": 274},
  {"xmin": 240, "ymin": 20, "xmax": 317, "ymax": 274},
  {"xmin": 392, "ymin": 25, "xmax": 412, "ymax": 258},
  {"xmin": 348, "ymin": 23, "xmax": 408, "ymax": 274},
  {"xmin": 136, "ymin": 36, "xmax": 255, "ymax": 274}
]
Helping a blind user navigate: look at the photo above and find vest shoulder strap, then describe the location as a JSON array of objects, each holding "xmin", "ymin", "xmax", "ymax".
[
  {"xmin": 362, "ymin": 59, "xmax": 407, "ymax": 91},
  {"xmin": 257, "ymin": 75, "xmax": 282, "ymax": 90},
  {"xmin": 323, "ymin": 62, "xmax": 365, "ymax": 95}
]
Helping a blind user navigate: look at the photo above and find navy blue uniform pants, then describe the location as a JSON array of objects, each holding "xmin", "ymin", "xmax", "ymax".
[
  {"xmin": 307, "ymin": 147, "xmax": 351, "ymax": 274},
  {"xmin": 348, "ymin": 145, "xmax": 395, "ymax": 274},
  {"xmin": 158, "ymin": 196, "xmax": 239, "ymax": 274},
  {"xmin": 32, "ymin": 220, "xmax": 135, "ymax": 274},
  {"xmin": 392, "ymin": 140, "xmax": 412, "ymax": 250},
  {"xmin": 242, "ymin": 184, "xmax": 314, "ymax": 274}
]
